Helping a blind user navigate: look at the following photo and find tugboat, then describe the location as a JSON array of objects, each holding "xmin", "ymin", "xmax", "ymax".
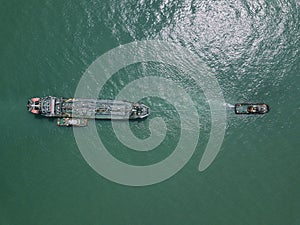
[
  {"xmin": 27, "ymin": 96, "xmax": 150, "ymax": 120},
  {"xmin": 235, "ymin": 103, "xmax": 269, "ymax": 114}
]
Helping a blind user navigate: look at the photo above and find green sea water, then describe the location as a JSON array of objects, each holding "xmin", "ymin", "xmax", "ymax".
[{"xmin": 1, "ymin": 0, "xmax": 300, "ymax": 224}]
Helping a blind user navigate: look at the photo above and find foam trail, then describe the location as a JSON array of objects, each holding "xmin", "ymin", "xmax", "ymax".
[{"xmin": 224, "ymin": 103, "xmax": 235, "ymax": 108}]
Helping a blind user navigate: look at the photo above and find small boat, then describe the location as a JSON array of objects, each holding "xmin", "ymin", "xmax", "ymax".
[
  {"xmin": 235, "ymin": 103, "xmax": 269, "ymax": 114},
  {"xmin": 57, "ymin": 118, "xmax": 88, "ymax": 127}
]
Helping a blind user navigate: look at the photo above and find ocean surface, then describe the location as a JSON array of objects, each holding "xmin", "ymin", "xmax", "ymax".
[{"xmin": 0, "ymin": 0, "xmax": 299, "ymax": 224}]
